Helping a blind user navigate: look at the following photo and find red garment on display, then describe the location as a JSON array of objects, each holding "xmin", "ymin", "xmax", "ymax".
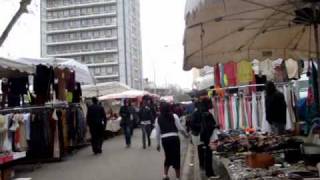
[
  {"xmin": 224, "ymin": 61, "xmax": 237, "ymax": 86},
  {"xmin": 214, "ymin": 65, "xmax": 221, "ymax": 87}
]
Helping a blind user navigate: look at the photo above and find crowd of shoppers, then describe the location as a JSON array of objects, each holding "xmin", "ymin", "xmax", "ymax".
[{"xmin": 86, "ymin": 95, "xmax": 222, "ymax": 180}]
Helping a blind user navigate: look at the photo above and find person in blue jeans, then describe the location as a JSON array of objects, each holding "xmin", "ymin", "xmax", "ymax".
[{"xmin": 119, "ymin": 99, "xmax": 133, "ymax": 148}]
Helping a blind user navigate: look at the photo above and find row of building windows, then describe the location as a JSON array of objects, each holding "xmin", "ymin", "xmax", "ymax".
[
  {"xmin": 47, "ymin": 28, "xmax": 117, "ymax": 43},
  {"xmin": 47, "ymin": 41, "xmax": 117, "ymax": 55},
  {"xmin": 96, "ymin": 77, "xmax": 119, "ymax": 83},
  {"xmin": 47, "ymin": 0, "xmax": 113, "ymax": 8},
  {"xmin": 47, "ymin": 17, "xmax": 116, "ymax": 31},
  {"xmin": 68, "ymin": 53, "xmax": 118, "ymax": 64},
  {"xmin": 47, "ymin": 5, "xmax": 116, "ymax": 19},
  {"xmin": 89, "ymin": 66, "xmax": 118, "ymax": 76}
]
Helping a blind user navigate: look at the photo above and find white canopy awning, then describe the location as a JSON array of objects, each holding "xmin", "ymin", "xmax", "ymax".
[
  {"xmin": 99, "ymin": 89, "xmax": 152, "ymax": 100},
  {"xmin": 17, "ymin": 57, "xmax": 95, "ymax": 84},
  {"xmin": 82, "ymin": 82, "xmax": 131, "ymax": 98},
  {"xmin": 0, "ymin": 57, "xmax": 34, "ymax": 78}
]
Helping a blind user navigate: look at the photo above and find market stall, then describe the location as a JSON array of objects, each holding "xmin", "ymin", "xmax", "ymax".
[
  {"xmin": 184, "ymin": 0, "xmax": 320, "ymax": 179},
  {"xmin": 0, "ymin": 56, "xmax": 92, "ymax": 179},
  {"xmin": 82, "ymin": 82, "xmax": 131, "ymax": 98}
]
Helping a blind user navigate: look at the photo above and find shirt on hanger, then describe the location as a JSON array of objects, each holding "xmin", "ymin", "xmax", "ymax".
[
  {"xmin": 285, "ymin": 58, "xmax": 299, "ymax": 79},
  {"xmin": 237, "ymin": 60, "xmax": 254, "ymax": 84},
  {"xmin": 252, "ymin": 59, "xmax": 260, "ymax": 75},
  {"xmin": 259, "ymin": 58, "xmax": 274, "ymax": 80}
]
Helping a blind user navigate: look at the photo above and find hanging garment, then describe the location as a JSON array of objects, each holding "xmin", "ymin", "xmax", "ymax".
[
  {"xmin": 241, "ymin": 96, "xmax": 249, "ymax": 128},
  {"xmin": 246, "ymin": 98, "xmax": 253, "ymax": 128},
  {"xmin": 23, "ymin": 113, "xmax": 31, "ymax": 140},
  {"xmin": 72, "ymin": 83, "xmax": 82, "ymax": 103},
  {"xmin": 273, "ymin": 59, "xmax": 289, "ymax": 82},
  {"xmin": 66, "ymin": 70, "xmax": 76, "ymax": 91},
  {"xmin": 54, "ymin": 68, "xmax": 67, "ymax": 101},
  {"xmin": 280, "ymin": 86, "xmax": 292, "ymax": 130},
  {"xmin": 261, "ymin": 92, "xmax": 272, "ymax": 132},
  {"xmin": 52, "ymin": 110, "xmax": 60, "ymax": 158},
  {"xmin": 255, "ymin": 75, "xmax": 267, "ymax": 91},
  {"xmin": 259, "ymin": 58, "xmax": 274, "ymax": 80},
  {"xmin": 224, "ymin": 98, "xmax": 229, "ymax": 129},
  {"xmin": 220, "ymin": 64, "xmax": 225, "ymax": 87},
  {"xmin": 238, "ymin": 96, "xmax": 244, "ymax": 129},
  {"xmin": 218, "ymin": 98, "xmax": 225, "ymax": 129},
  {"xmin": 214, "ymin": 64, "xmax": 221, "ymax": 87},
  {"xmin": 228, "ymin": 97, "xmax": 234, "ymax": 129},
  {"xmin": 252, "ymin": 59, "xmax": 260, "ymax": 75},
  {"xmin": 231, "ymin": 96, "xmax": 238, "ymax": 130},
  {"xmin": 285, "ymin": 58, "xmax": 299, "ymax": 80},
  {"xmin": 224, "ymin": 61, "xmax": 237, "ymax": 86},
  {"xmin": 284, "ymin": 86, "xmax": 296, "ymax": 130},
  {"xmin": 34, "ymin": 65, "xmax": 54, "ymax": 104},
  {"xmin": 2, "ymin": 115, "xmax": 11, "ymax": 152},
  {"xmin": 235, "ymin": 97, "xmax": 240, "ymax": 129},
  {"xmin": 252, "ymin": 93, "xmax": 259, "ymax": 130},
  {"xmin": 237, "ymin": 60, "xmax": 254, "ymax": 85}
]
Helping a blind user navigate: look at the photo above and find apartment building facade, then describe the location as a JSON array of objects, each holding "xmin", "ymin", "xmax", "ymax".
[{"xmin": 40, "ymin": 0, "xmax": 143, "ymax": 89}]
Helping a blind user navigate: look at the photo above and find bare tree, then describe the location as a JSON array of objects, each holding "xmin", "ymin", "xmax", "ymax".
[{"xmin": 0, "ymin": 0, "xmax": 32, "ymax": 47}]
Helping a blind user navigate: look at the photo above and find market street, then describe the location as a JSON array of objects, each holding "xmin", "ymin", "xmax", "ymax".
[{"xmin": 15, "ymin": 130, "xmax": 191, "ymax": 180}]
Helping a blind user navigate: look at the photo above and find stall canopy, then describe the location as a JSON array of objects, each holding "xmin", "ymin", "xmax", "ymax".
[
  {"xmin": 184, "ymin": 0, "xmax": 320, "ymax": 70},
  {"xmin": 17, "ymin": 57, "xmax": 95, "ymax": 84},
  {"xmin": 99, "ymin": 90, "xmax": 155, "ymax": 100},
  {"xmin": 0, "ymin": 57, "xmax": 34, "ymax": 78},
  {"xmin": 82, "ymin": 82, "xmax": 131, "ymax": 98}
]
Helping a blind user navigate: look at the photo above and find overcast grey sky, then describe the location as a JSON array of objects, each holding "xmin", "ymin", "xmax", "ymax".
[{"xmin": 0, "ymin": 0, "xmax": 192, "ymax": 89}]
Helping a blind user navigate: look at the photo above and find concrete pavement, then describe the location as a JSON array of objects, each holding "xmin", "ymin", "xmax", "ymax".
[{"xmin": 15, "ymin": 130, "xmax": 190, "ymax": 180}]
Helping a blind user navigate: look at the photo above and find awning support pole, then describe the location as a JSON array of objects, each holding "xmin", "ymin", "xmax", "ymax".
[{"xmin": 314, "ymin": 23, "xmax": 320, "ymax": 108}]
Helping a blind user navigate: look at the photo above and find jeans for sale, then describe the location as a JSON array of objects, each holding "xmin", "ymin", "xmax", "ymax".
[
  {"xmin": 123, "ymin": 126, "xmax": 132, "ymax": 146},
  {"xmin": 141, "ymin": 124, "xmax": 153, "ymax": 148}
]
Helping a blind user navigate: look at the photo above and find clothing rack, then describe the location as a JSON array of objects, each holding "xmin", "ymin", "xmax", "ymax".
[
  {"xmin": 0, "ymin": 103, "xmax": 69, "ymax": 114},
  {"xmin": 210, "ymin": 82, "xmax": 294, "ymax": 92}
]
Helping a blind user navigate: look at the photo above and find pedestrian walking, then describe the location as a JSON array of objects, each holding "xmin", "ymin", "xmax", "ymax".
[
  {"xmin": 87, "ymin": 97, "xmax": 107, "ymax": 155},
  {"xmin": 128, "ymin": 101, "xmax": 137, "ymax": 136},
  {"xmin": 119, "ymin": 99, "xmax": 133, "ymax": 148},
  {"xmin": 139, "ymin": 96, "xmax": 156, "ymax": 149},
  {"xmin": 155, "ymin": 102, "xmax": 187, "ymax": 180}
]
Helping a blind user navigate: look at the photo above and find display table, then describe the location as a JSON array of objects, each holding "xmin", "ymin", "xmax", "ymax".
[
  {"xmin": 0, "ymin": 152, "xmax": 26, "ymax": 180},
  {"xmin": 212, "ymin": 152, "xmax": 315, "ymax": 180}
]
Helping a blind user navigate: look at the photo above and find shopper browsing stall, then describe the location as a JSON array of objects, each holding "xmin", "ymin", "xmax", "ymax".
[{"xmin": 265, "ymin": 81, "xmax": 287, "ymax": 134}]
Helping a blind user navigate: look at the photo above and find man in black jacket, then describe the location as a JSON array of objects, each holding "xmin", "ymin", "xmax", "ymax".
[
  {"xmin": 87, "ymin": 97, "xmax": 107, "ymax": 154},
  {"xmin": 265, "ymin": 81, "xmax": 287, "ymax": 134}
]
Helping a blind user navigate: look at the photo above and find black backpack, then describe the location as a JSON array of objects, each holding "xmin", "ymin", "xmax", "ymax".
[{"xmin": 200, "ymin": 112, "xmax": 216, "ymax": 145}]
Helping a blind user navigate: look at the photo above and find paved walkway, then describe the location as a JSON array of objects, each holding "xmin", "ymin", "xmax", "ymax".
[{"xmin": 15, "ymin": 130, "xmax": 186, "ymax": 180}]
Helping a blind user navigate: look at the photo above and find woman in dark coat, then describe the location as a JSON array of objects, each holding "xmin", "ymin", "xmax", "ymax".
[{"xmin": 155, "ymin": 102, "xmax": 187, "ymax": 180}]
